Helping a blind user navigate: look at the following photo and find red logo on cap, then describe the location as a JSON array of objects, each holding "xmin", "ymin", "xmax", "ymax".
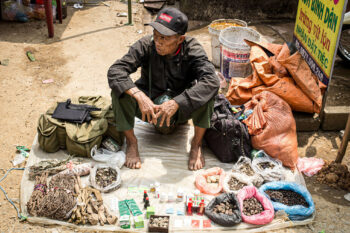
[{"xmin": 159, "ymin": 13, "xmax": 173, "ymax": 23}]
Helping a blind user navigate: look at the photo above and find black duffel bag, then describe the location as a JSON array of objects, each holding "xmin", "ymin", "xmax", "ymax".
[{"xmin": 204, "ymin": 94, "xmax": 252, "ymax": 163}]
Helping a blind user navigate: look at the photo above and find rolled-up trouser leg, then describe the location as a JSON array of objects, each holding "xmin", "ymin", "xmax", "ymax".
[
  {"xmin": 111, "ymin": 91, "xmax": 141, "ymax": 131},
  {"xmin": 177, "ymin": 98, "xmax": 214, "ymax": 128}
]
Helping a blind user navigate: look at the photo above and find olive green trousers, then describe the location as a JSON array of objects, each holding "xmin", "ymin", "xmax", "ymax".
[{"xmin": 111, "ymin": 91, "xmax": 214, "ymax": 132}]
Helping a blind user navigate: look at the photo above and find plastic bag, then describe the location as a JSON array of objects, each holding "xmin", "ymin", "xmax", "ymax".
[
  {"xmin": 259, "ymin": 181, "xmax": 315, "ymax": 221},
  {"xmin": 57, "ymin": 163, "xmax": 91, "ymax": 176},
  {"xmin": 232, "ymin": 156, "xmax": 264, "ymax": 187},
  {"xmin": 195, "ymin": 167, "xmax": 226, "ymax": 195},
  {"xmin": 223, "ymin": 172, "xmax": 252, "ymax": 194},
  {"xmin": 89, "ymin": 164, "xmax": 121, "ymax": 193},
  {"xmin": 237, "ymin": 186, "xmax": 274, "ymax": 225},
  {"xmin": 297, "ymin": 157, "xmax": 324, "ymax": 177},
  {"xmin": 204, "ymin": 192, "xmax": 242, "ymax": 226},
  {"xmin": 251, "ymin": 150, "xmax": 285, "ymax": 182},
  {"xmin": 243, "ymin": 91, "xmax": 298, "ymax": 169},
  {"xmin": 90, "ymin": 145, "xmax": 125, "ymax": 169}
]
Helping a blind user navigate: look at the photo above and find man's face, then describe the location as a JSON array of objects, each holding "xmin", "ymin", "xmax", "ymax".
[{"xmin": 153, "ymin": 30, "xmax": 185, "ymax": 56}]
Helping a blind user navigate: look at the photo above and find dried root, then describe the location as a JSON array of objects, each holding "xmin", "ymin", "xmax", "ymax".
[{"xmin": 70, "ymin": 183, "xmax": 118, "ymax": 225}]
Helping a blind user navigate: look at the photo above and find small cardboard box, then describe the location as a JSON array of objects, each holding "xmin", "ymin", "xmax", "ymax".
[
  {"xmin": 119, "ymin": 215, "xmax": 131, "ymax": 229},
  {"xmin": 148, "ymin": 215, "xmax": 169, "ymax": 233},
  {"xmin": 146, "ymin": 206, "xmax": 155, "ymax": 219},
  {"xmin": 134, "ymin": 215, "xmax": 144, "ymax": 228}
]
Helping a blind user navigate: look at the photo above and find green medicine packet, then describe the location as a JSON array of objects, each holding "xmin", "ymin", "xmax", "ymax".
[
  {"xmin": 118, "ymin": 200, "xmax": 130, "ymax": 216},
  {"xmin": 125, "ymin": 199, "xmax": 143, "ymax": 216}
]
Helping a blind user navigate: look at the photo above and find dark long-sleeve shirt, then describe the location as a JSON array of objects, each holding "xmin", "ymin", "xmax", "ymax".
[{"xmin": 107, "ymin": 35, "xmax": 219, "ymax": 118}]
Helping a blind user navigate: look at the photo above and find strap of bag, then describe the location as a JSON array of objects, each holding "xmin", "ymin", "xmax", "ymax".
[{"xmin": 149, "ymin": 51, "xmax": 152, "ymax": 99}]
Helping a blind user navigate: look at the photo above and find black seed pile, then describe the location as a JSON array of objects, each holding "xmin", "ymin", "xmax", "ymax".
[
  {"xmin": 265, "ymin": 189, "xmax": 308, "ymax": 207},
  {"xmin": 243, "ymin": 197, "xmax": 264, "ymax": 216}
]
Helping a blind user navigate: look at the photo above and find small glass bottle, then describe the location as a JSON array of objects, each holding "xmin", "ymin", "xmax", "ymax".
[
  {"xmin": 187, "ymin": 198, "xmax": 193, "ymax": 216},
  {"xmin": 198, "ymin": 199, "xmax": 205, "ymax": 215}
]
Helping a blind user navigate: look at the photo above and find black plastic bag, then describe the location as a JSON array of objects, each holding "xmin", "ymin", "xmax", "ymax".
[{"xmin": 204, "ymin": 192, "xmax": 242, "ymax": 226}]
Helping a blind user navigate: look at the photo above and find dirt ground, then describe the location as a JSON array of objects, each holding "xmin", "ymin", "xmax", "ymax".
[{"xmin": 0, "ymin": 1, "xmax": 349, "ymax": 232}]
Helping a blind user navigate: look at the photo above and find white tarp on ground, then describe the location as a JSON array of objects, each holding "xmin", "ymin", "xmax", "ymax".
[{"xmin": 20, "ymin": 119, "xmax": 314, "ymax": 232}]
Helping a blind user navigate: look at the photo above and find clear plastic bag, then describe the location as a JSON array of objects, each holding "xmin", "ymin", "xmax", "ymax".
[
  {"xmin": 223, "ymin": 172, "xmax": 253, "ymax": 194},
  {"xmin": 237, "ymin": 186, "xmax": 274, "ymax": 225},
  {"xmin": 232, "ymin": 156, "xmax": 264, "ymax": 187},
  {"xmin": 252, "ymin": 150, "xmax": 285, "ymax": 182},
  {"xmin": 90, "ymin": 145, "xmax": 125, "ymax": 169},
  {"xmin": 89, "ymin": 164, "xmax": 121, "ymax": 193}
]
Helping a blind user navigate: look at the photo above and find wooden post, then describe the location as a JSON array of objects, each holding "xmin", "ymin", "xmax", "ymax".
[
  {"xmin": 335, "ymin": 114, "xmax": 350, "ymax": 163},
  {"xmin": 44, "ymin": 0, "xmax": 54, "ymax": 38},
  {"xmin": 57, "ymin": 0, "xmax": 63, "ymax": 24},
  {"xmin": 126, "ymin": 0, "xmax": 133, "ymax": 25}
]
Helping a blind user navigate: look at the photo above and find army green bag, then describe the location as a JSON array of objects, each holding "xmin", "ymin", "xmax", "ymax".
[{"xmin": 37, "ymin": 96, "xmax": 124, "ymax": 157}]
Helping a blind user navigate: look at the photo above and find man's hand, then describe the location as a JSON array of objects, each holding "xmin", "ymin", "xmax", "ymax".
[
  {"xmin": 134, "ymin": 91, "xmax": 158, "ymax": 124},
  {"xmin": 155, "ymin": 100, "xmax": 179, "ymax": 127}
]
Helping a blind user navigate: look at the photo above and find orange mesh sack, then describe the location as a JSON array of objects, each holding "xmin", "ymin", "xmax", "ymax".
[
  {"xmin": 243, "ymin": 91, "xmax": 298, "ymax": 170},
  {"xmin": 195, "ymin": 167, "xmax": 226, "ymax": 195}
]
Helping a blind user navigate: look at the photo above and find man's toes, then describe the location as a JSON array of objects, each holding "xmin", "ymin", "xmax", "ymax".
[{"xmin": 136, "ymin": 162, "xmax": 141, "ymax": 169}]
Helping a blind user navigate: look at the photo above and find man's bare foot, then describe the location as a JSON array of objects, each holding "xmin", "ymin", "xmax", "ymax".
[
  {"xmin": 125, "ymin": 139, "xmax": 141, "ymax": 169},
  {"xmin": 188, "ymin": 141, "xmax": 205, "ymax": 171}
]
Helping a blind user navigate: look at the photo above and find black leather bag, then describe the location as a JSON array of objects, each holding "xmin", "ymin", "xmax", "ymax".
[{"xmin": 204, "ymin": 94, "xmax": 252, "ymax": 163}]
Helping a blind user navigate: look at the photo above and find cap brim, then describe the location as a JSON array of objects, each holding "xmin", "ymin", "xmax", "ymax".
[{"xmin": 149, "ymin": 22, "xmax": 178, "ymax": 36}]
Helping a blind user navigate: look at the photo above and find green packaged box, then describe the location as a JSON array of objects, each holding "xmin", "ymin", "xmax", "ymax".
[
  {"xmin": 120, "ymin": 215, "xmax": 131, "ymax": 229},
  {"xmin": 146, "ymin": 206, "xmax": 155, "ymax": 219},
  {"xmin": 134, "ymin": 215, "xmax": 144, "ymax": 228}
]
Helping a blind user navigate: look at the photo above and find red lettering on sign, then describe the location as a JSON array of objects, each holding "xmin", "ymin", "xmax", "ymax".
[{"xmin": 159, "ymin": 13, "xmax": 173, "ymax": 23}]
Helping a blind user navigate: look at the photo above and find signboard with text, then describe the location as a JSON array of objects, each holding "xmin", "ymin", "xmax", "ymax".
[{"xmin": 293, "ymin": 0, "xmax": 347, "ymax": 86}]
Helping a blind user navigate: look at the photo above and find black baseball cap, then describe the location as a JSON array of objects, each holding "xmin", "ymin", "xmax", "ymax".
[{"xmin": 149, "ymin": 8, "xmax": 188, "ymax": 36}]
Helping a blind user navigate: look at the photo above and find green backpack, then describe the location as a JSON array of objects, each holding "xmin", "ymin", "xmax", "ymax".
[{"xmin": 37, "ymin": 96, "xmax": 124, "ymax": 157}]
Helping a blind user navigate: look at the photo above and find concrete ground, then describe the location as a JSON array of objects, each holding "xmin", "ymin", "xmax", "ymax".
[{"xmin": 0, "ymin": 1, "xmax": 349, "ymax": 232}]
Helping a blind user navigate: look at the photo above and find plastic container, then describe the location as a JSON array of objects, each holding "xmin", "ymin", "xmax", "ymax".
[
  {"xmin": 208, "ymin": 19, "xmax": 247, "ymax": 67},
  {"xmin": 219, "ymin": 27, "xmax": 261, "ymax": 81}
]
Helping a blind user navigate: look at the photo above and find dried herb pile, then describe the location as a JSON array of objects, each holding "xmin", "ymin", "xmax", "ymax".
[{"xmin": 243, "ymin": 197, "xmax": 264, "ymax": 216}]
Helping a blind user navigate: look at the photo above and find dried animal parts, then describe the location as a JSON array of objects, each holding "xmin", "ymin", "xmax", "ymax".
[
  {"xmin": 243, "ymin": 197, "xmax": 264, "ymax": 216},
  {"xmin": 316, "ymin": 161, "xmax": 350, "ymax": 191},
  {"xmin": 27, "ymin": 172, "xmax": 49, "ymax": 216},
  {"xmin": 212, "ymin": 201, "xmax": 238, "ymax": 216},
  {"xmin": 69, "ymin": 179, "xmax": 117, "ymax": 225},
  {"xmin": 149, "ymin": 216, "xmax": 169, "ymax": 228},
  {"xmin": 27, "ymin": 172, "xmax": 77, "ymax": 220},
  {"xmin": 228, "ymin": 177, "xmax": 247, "ymax": 191},
  {"xmin": 96, "ymin": 167, "xmax": 118, "ymax": 188},
  {"xmin": 28, "ymin": 157, "xmax": 81, "ymax": 180},
  {"xmin": 207, "ymin": 175, "xmax": 220, "ymax": 183},
  {"xmin": 265, "ymin": 190, "xmax": 308, "ymax": 207}
]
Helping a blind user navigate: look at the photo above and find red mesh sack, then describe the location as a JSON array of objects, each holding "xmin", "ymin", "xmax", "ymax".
[{"xmin": 243, "ymin": 91, "xmax": 298, "ymax": 170}]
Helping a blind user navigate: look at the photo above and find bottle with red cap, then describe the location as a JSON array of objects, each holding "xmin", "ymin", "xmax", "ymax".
[
  {"xmin": 187, "ymin": 198, "xmax": 193, "ymax": 216},
  {"xmin": 143, "ymin": 190, "xmax": 148, "ymax": 202}
]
